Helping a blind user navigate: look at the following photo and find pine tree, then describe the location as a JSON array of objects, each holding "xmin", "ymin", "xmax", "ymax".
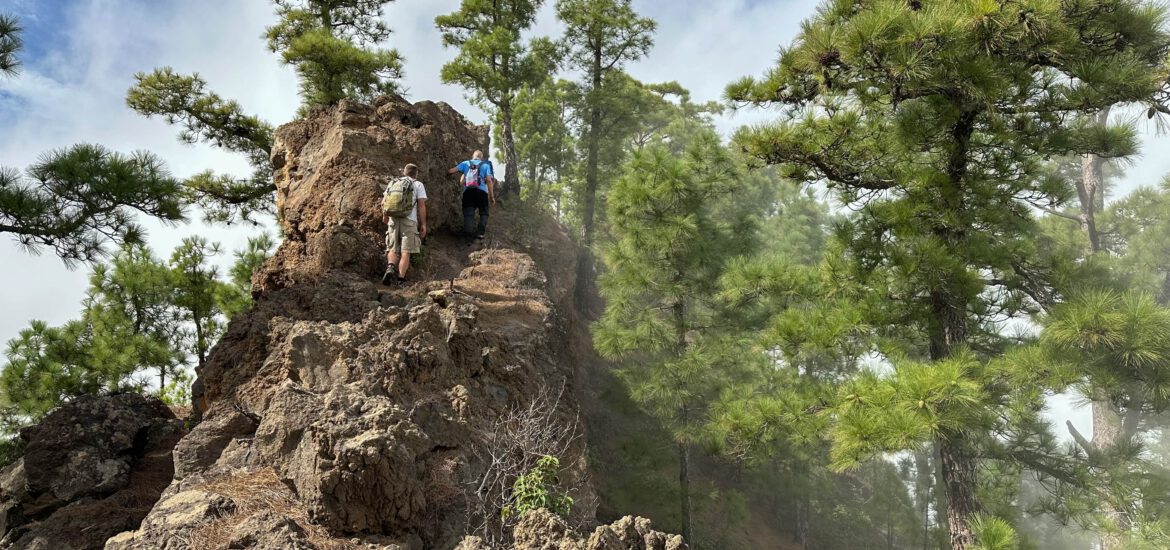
[
  {"xmin": 1, "ymin": 238, "xmax": 244, "ymax": 429},
  {"xmin": 168, "ymin": 237, "xmax": 232, "ymax": 370},
  {"xmin": 220, "ymin": 233, "xmax": 277, "ymax": 318},
  {"xmin": 1098, "ymin": 179, "xmax": 1170, "ymax": 301},
  {"xmin": 511, "ymin": 80, "xmax": 576, "ymax": 212},
  {"xmin": 0, "ymin": 320, "xmax": 121, "ymax": 431},
  {"xmin": 127, "ymin": 68, "xmax": 275, "ymax": 223},
  {"xmin": 1040, "ymin": 290, "xmax": 1170, "ymax": 547},
  {"xmin": 436, "ymin": 0, "xmax": 556, "ymax": 198},
  {"xmin": 1052, "ymin": 110, "xmax": 1151, "ymax": 550},
  {"xmin": 266, "ymin": 0, "xmax": 404, "ymax": 110},
  {"xmin": 0, "ymin": 13, "xmax": 20, "ymax": 78},
  {"xmin": 594, "ymin": 130, "xmax": 760, "ymax": 544},
  {"xmin": 554, "ymin": 0, "xmax": 654, "ymax": 249},
  {"xmin": 729, "ymin": 0, "xmax": 1170, "ymax": 547},
  {"xmin": 84, "ymin": 244, "xmax": 185, "ymax": 390},
  {"xmin": 0, "ymin": 17, "xmax": 188, "ymax": 260},
  {"xmin": 0, "ymin": 144, "xmax": 186, "ymax": 264},
  {"xmin": 1036, "ymin": 175, "xmax": 1170, "ymax": 545}
]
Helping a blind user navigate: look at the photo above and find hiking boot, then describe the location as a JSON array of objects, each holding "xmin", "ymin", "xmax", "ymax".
[
  {"xmin": 382, "ymin": 265, "xmax": 397, "ymax": 285},
  {"xmin": 475, "ymin": 233, "xmax": 486, "ymax": 240}
]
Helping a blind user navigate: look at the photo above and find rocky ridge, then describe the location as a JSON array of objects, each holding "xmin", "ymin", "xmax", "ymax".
[{"xmin": 6, "ymin": 95, "xmax": 690, "ymax": 550}]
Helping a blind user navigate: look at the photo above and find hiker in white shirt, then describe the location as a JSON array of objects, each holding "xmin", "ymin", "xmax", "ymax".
[{"xmin": 381, "ymin": 164, "xmax": 427, "ymax": 285}]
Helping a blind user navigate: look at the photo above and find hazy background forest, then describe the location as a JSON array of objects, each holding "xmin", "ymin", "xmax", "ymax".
[{"xmin": 5, "ymin": 0, "xmax": 1170, "ymax": 549}]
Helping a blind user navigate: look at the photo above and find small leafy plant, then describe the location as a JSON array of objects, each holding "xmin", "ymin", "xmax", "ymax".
[{"xmin": 502, "ymin": 455, "xmax": 573, "ymax": 520}]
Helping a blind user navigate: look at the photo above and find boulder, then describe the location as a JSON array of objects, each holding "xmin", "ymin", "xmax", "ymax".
[
  {"xmin": 455, "ymin": 509, "xmax": 687, "ymax": 550},
  {"xmin": 0, "ymin": 394, "xmax": 183, "ymax": 549}
]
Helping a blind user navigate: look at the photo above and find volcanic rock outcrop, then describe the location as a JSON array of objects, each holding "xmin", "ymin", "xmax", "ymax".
[
  {"xmin": 457, "ymin": 509, "xmax": 686, "ymax": 550},
  {"xmin": 94, "ymin": 95, "xmax": 674, "ymax": 550},
  {"xmin": 0, "ymin": 394, "xmax": 183, "ymax": 550}
]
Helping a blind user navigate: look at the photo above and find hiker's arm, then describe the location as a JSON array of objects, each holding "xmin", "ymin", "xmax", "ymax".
[
  {"xmin": 488, "ymin": 177, "xmax": 496, "ymax": 203},
  {"xmin": 417, "ymin": 200, "xmax": 427, "ymax": 239},
  {"xmin": 448, "ymin": 166, "xmax": 459, "ymax": 174}
]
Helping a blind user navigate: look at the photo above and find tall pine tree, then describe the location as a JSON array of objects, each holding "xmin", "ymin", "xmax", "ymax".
[
  {"xmin": 729, "ymin": 0, "xmax": 1170, "ymax": 547},
  {"xmin": 595, "ymin": 130, "xmax": 762, "ymax": 544},
  {"xmin": 436, "ymin": 0, "xmax": 556, "ymax": 198},
  {"xmin": 554, "ymin": 0, "xmax": 654, "ymax": 249},
  {"xmin": 511, "ymin": 80, "xmax": 576, "ymax": 212}
]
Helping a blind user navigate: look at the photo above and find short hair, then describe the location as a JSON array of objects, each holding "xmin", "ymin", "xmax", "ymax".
[
  {"xmin": 403, "ymin": 164, "xmax": 418, "ymax": 177},
  {"xmin": 472, "ymin": 150, "xmax": 484, "ymax": 160}
]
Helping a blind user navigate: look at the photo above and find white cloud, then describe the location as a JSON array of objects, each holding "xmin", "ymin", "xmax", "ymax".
[{"xmin": 0, "ymin": 0, "xmax": 298, "ymax": 340}]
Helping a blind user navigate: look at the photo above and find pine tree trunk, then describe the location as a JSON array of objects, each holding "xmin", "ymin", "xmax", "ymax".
[
  {"xmin": 926, "ymin": 110, "xmax": 982, "ymax": 550},
  {"xmin": 575, "ymin": 45, "xmax": 604, "ymax": 308},
  {"xmin": 1094, "ymin": 401, "xmax": 1128, "ymax": 550},
  {"xmin": 938, "ymin": 437, "xmax": 981, "ymax": 550},
  {"xmin": 796, "ymin": 494, "xmax": 811, "ymax": 549},
  {"xmin": 581, "ymin": 51, "xmax": 603, "ymax": 247},
  {"xmin": 1158, "ymin": 271, "xmax": 1170, "ymax": 306},
  {"xmin": 678, "ymin": 441, "xmax": 693, "ymax": 545},
  {"xmin": 1077, "ymin": 151, "xmax": 1104, "ymax": 253},
  {"xmin": 928, "ymin": 286, "xmax": 979, "ymax": 550},
  {"xmin": 500, "ymin": 101, "xmax": 521, "ymax": 199},
  {"xmin": 917, "ymin": 451, "xmax": 933, "ymax": 550},
  {"xmin": 1074, "ymin": 109, "xmax": 1131, "ymax": 550},
  {"xmin": 888, "ymin": 501, "xmax": 895, "ymax": 550}
]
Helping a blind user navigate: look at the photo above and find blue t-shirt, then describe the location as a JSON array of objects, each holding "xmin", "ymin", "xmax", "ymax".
[{"xmin": 457, "ymin": 160, "xmax": 493, "ymax": 193}]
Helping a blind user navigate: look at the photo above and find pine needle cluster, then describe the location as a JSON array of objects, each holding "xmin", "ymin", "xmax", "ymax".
[
  {"xmin": 0, "ymin": 144, "xmax": 186, "ymax": 264},
  {"xmin": 266, "ymin": 0, "xmax": 404, "ymax": 110}
]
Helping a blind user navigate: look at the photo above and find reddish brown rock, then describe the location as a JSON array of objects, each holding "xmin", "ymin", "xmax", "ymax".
[{"xmin": 108, "ymin": 96, "xmax": 612, "ymax": 550}]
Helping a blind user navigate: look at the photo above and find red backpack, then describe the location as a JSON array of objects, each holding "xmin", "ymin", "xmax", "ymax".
[{"xmin": 464, "ymin": 160, "xmax": 490, "ymax": 188}]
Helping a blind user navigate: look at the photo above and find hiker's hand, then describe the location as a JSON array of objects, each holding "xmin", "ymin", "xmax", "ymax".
[
  {"xmin": 490, "ymin": 194, "xmax": 497, "ymax": 204},
  {"xmin": 420, "ymin": 225, "xmax": 428, "ymax": 240}
]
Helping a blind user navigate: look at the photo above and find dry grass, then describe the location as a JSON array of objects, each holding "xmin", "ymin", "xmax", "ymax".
[
  {"xmin": 426, "ymin": 455, "xmax": 466, "ymax": 510},
  {"xmin": 189, "ymin": 468, "xmax": 357, "ymax": 550}
]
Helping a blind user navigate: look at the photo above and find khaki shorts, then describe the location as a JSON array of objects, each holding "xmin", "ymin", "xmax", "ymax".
[{"xmin": 386, "ymin": 217, "xmax": 421, "ymax": 254}]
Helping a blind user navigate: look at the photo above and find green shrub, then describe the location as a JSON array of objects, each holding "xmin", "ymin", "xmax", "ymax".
[{"xmin": 504, "ymin": 455, "xmax": 573, "ymax": 520}]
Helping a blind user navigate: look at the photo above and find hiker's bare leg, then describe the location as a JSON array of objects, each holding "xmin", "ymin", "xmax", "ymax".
[
  {"xmin": 387, "ymin": 251, "xmax": 399, "ymax": 270},
  {"xmin": 398, "ymin": 253, "xmax": 411, "ymax": 279}
]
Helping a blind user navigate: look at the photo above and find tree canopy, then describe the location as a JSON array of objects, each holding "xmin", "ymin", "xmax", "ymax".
[{"xmin": 266, "ymin": 0, "xmax": 405, "ymax": 109}]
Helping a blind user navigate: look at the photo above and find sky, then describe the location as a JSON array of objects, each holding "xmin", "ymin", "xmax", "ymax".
[
  {"xmin": 5, "ymin": 0, "xmax": 1169, "ymax": 436},
  {"xmin": 0, "ymin": 0, "xmax": 814, "ymax": 351}
]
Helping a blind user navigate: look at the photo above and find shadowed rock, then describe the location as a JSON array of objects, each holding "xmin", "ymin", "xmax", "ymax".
[{"xmin": 0, "ymin": 394, "xmax": 182, "ymax": 550}]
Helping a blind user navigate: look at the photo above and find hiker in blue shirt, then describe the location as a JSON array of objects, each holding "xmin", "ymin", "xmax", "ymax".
[{"xmin": 448, "ymin": 150, "xmax": 496, "ymax": 242}]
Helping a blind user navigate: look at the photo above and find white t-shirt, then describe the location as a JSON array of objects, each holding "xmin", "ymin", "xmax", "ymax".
[{"xmin": 385, "ymin": 178, "xmax": 427, "ymax": 222}]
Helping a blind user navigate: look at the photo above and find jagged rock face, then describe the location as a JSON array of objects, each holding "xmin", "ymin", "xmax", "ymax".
[
  {"xmin": 108, "ymin": 97, "xmax": 611, "ymax": 550},
  {"xmin": 0, "ymin": 394, "xmax": 182, "ymax": 550},
  {"xmin": 261, "ymin": 95, "xmax": 490, "ymax": 285},
  {"xmin": 455, "ymin": 509, "xmax": 686, "ymax": 550}
]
